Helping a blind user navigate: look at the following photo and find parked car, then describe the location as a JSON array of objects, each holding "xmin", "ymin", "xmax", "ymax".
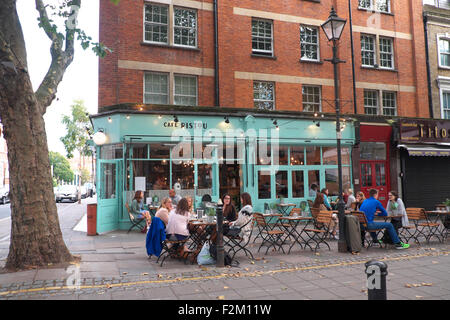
[
  {"xmin": 80, "ymin": 185, "xmax": 88, "ymax": 199},
  {"xmin": 0, "ymin": 185, "xmax": 9, "ymax": 204},
  {"xmin": 55, "ymin": 185, "xmax": 78, "ymax": 203}
]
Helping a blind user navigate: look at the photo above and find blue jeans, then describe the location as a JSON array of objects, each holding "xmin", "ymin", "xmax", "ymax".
[{"xmin": 366, "ymin": 222, "xmax": 400, "ymax": 244}]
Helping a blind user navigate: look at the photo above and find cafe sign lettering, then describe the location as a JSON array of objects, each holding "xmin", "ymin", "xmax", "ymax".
[{"xmin": 399, "ymin": 119, "xmax": 450, "ymax": 143}]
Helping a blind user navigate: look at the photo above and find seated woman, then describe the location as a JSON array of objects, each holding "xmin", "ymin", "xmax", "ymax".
[
  {"xmin": 130, "ymin": 190, "xmax": 152, "ymax": 232},
  {"xmin": 155, "ymin": 197, "xmax": 172, "ymax": 228},
  {"xmin": 186, "ymin": 196, "xmax": 195, "ymax": 218},
  {"xmin": 222, "ymin": 193, "xmax": 237, "ymax": 222},
  {"xmin": 313, "ymin": 192, "xmax": 338, "ymax": 238},
  {"xmin": 354, "ymin": 191, "xmax": 366, "ymax": 210},
  {"xmin": 165, "ymin": 198, "xmax": 192, "ymax": 256}
]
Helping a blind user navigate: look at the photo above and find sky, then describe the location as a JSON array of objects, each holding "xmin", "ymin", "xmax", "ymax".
[{"xmin": 16, "ymin": 0, "xmax": 100, "ymax": 156}]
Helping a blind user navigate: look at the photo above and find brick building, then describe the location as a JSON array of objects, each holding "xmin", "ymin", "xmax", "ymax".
[{"xmin": 92, "ymin": 0, "xmax": 447, "ymax": 232}]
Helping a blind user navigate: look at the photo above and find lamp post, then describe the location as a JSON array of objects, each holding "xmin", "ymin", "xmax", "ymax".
[{"xmin": 321, "ymin": 7, "xmax": 348, "ymax": 253}]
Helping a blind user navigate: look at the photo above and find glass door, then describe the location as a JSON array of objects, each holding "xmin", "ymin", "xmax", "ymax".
[
  {"xmin": 97, "ymin": 160, "xmax": 122, "ymax": 233},
  {"xmin": 194, "ymin": 160, "xmax": 219, "ymax": 207}
]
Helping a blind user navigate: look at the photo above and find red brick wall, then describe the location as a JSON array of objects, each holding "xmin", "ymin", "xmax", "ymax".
[{"xmin": 99, "ymin": 0, "xmax": 429, "ymax": 118}]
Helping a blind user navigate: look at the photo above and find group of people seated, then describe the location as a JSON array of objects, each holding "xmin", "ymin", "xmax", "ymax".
[
  {"xmin": 311, "ymin": 185, "xmax": 410, "ymax": 249},
  {"xmin": 130, "ymin": 187, "xmax": 255, "ymax": 257}
]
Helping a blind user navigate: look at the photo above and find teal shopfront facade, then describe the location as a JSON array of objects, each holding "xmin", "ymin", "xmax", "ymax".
[{"xmin": 91, "ymin": 105, "xmax": 356, "ymax": 234}]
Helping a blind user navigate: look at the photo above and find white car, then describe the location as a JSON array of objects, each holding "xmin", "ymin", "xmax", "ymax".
[
  {"xmin": 55, "ymin": 185, "xmax": 78, "ymax": 203},
  {"xmin": 0, "ymin": 185, "xmax": 9, "ymax": 204}
]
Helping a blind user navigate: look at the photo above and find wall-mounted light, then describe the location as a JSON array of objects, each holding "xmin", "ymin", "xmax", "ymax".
[
  {"xmin": 92, "ymin": 129, "xmax": 107, "ymax": 145},
  {"xmin": 158, "ymin": 115, "xmax": 162, "ymax": 119},
  {"xmin": 173, "ymin": 115, "xmax": 179, "ymax": 123},
  {"xmin": 108, "ymin": 117, "xmax": 112, "ymax": 123},
  {"xmin": 224, "ymin": 116, "xmax": 230, "ymax": 124},
  {"xmin": 313, "ymin": 120, "xmax": 320, "ymax": 127},
  {"xmin": 126, "ymin": 114, "xmax": 130, "ymax": 120},
  {"xmin": 272, "ymin": 119, "xmax": 279, "ymax": 130}
]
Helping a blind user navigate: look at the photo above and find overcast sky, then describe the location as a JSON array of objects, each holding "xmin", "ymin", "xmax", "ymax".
[{"xmin": 16, "ymin": 0, "xmax": 100, "ymax": 156}]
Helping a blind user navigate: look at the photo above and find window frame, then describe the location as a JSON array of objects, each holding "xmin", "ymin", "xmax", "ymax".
[
  {"xmin": 143, "ymin": 3, "xmax": 169, "ymax": 45},
  {"xmin": 300, "ymin": 25, "xmax": 320, "ymax": 62},
  {"xmin": 437, "ymin": 34, "xmax": 450, "ymax": 70},
  {"xmin": 358, "ymin": 0, "xmax": 391, "ymax": 13},
  {"xmin": 442, "ymin": 90, "xmax": 450, "ymax": 120},
  {"xmin": 302, "ymin": 85, "xmax": 322, "ymax": 112},
  {"xmin": 143, "ymin": 71, "xmax": 170, "ymax": 105},
  {"xmin": 363, "ymin": 89, "xmax": 379, "ymax": 115},
  {"xmin": 251, "ymin": 18, "xmax": 274, "ymax": 57},
  {"xmin": 379, "ymin": 36, "xmax": 394, "ymax": 70},
  {"xmin": 361, "ymin": 34, "xmax": 377, "ymax": 67},
  {"xmin": 253, "ymin": 81, "xmax": 276, "ymax": 111},
  {"xmin": 381, "ymin": 91, "xmax": 397, "ymax": 116},
  {"xmin": 173, "ymin": 6, "xmax": 198, "ymax": 48},
  {"xmin": 173, "ymin": 74, "xmax": 198, "ymax": 106}
]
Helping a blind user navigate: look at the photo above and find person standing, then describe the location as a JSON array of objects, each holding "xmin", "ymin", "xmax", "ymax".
[
  {"xmin": 359, "ymin": 189, "xmax": 409, "ymax": 250},
  {"xmin": 169, "ymin": 189, "xmax": 182, "ymax": 206}
]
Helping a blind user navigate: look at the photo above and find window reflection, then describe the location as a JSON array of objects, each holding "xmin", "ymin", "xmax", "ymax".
[
  {"xmin": 258, "ymin": 171, "xmax": 271, "ymax": 199},
  {"xmin": 101, "ymin": 163, "xmax": 116, "ymax": 199},
  {"xmin": 290, "ymin": 146, "xmax": 304, "ymax": 165},
  {"xmin": 276, "ymin": 171, "xmax": 288, "ymax": 198},
  {"xmin": 172, "ymin": 162, "xmax": 195, "ymax": 189},
  {"xmin": 292, "ymin": 171, "xmax": 304, "ymax": 198},
  {"xmin": 325, "ymin": 167, "xmax": 351, "ymax": 196},
  {"xmin": 306, "ymin": 146, "xmax": 321, "ymax": 165},
  {"xmin": 322, "ymin": 147, "xmax": 337, "ymax": 165}
]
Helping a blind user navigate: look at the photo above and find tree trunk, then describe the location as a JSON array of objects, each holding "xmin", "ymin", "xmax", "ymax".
[{"xmin": 0, "ymin": 0, "xmax": 73, "ymax": 270}]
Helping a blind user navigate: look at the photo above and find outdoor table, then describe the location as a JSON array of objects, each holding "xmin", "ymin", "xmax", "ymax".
[
  {"xmin": 276, "ymin": 203, "xmax": 296, "ymax": 216},
  {"xmin": 424, "ymin": 210, "xmax": 450, "ymax": 241},
  {"xmin": 187, "ymin": 220, "xmax": 216, "ymax": 258},
  {"xmin": 277, "ymin": 216, "xmax": 313, "ymax": 253}
]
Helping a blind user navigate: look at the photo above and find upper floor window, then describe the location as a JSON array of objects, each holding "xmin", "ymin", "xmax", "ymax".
[
  {"xmin": 143, "ymin": 4, "xmax": 197, "ymax": 48},
  {"xmin": 361, "ymin": 34, "xmax": 394, "ymax": 70},
  {"xmin": 382, "ymin": 91, "xmax": 397, "ymax": 116},
  {"xmin": 438, "ymin": 36, "xmax": 450, "ymax": 68},
  {"xmin": 379, "ymin": 37, "xmax": 394, "ymax": 69},
  {"xmin": 300, "ymin": 26, "xmax": 320, "ymax": 61},
  {"xmin": 442, "ymin": 91, "xmax": 450, "ymax": 119},
  {"xmin": 364, "ymin": 89, "xmax": 397, "ymax": 116},
  {"xmin": 144, "ymin": 72, "xmax": 169, "ymax": 104},
  {"xmin": 358, "ymin": 0, "xmax": 390, "ymax": 13},
  {"xmin": 253, "ymin": 81, "xmax": 275, "ymax": 110},
  {"xmin": 361, "ymin": 35, "xmax": 376, "ymax": 67},
  {"xmin": 174, "ymin": 75, "xmax": 198, "ymax": 105},
  {"xmin": 143, "ymin": 72, "xmax": 197, "ymax": 106},
  {"xmin": 302, "ymin": 85, "xmax": 321, "ymax": 112},
  {"xmin": 252, "ymin": 19, "xmax": 273, "ymax": 56},
  {"xmin": 144, "ymin": 4, "xmax": 169, "ymax": 44},
  {"xmin": 174, "ymin": 8, "xmax": 197, "ymax": 47}
]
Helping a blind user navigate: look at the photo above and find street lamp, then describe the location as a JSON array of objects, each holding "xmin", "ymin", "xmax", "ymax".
[{"xmin": 321, "ymin": 7, "xmax": 348, "ymax": 253}]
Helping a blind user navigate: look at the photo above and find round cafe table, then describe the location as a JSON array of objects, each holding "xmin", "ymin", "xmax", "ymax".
[{"xmin": 276, "ymin": 203, "xmax": 296, "ymax": 216}]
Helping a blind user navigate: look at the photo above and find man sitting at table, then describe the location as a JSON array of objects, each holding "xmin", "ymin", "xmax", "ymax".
[{"xmin": 359, "ymin": 189, "xmax": 410, "ymax": 250}]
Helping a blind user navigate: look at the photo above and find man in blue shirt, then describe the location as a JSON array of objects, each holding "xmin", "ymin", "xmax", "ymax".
[{"xmin": 359, "ymin": 189, "xmax": 409, "ymax": 250}]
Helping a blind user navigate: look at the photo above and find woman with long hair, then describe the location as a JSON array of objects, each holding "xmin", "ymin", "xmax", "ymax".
[
  {"xmin": 130, "ymin": 190, "xmax": 152, "ymax": 231},
  {"xmin": 386, "ymin": 190, "xmax": 409, "ymax": 234},
  {"xmin": 165, "ymin": 198, "xmax": 192, "ymax": 256},
  {"xmin": 222, "ymin": 193, "xmax": 237, "ymax": 222},
  {"xmin": 355, "ymin": 191, "xmax": 366, "ymax": 210},
  {"xmin": 313, "ymin": 191, "xmax": 338, "ymax": 238},
  {"xmin": 155, "ymin": 197, "xmax": 172, "ymax": 227}
]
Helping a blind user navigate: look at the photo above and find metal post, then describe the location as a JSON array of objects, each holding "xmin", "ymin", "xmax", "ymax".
[
  {"xmin": 216, "ymin": 205, "xmax": 224, "ymax": 267},
  {"xmin": 365, "ymin": 260, "xmax": 388, "ymax": 300},
  {"xmin": 332, "ymin": 42, "xmax": 347, "ymax": 253}
]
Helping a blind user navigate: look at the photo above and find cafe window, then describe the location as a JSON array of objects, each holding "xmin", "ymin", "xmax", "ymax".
[
  {"xmin": 100, "ymin": 162, "xmax": 116, "ymax": 199},
  {"xmin": 292, "ymin": 171, "xmax": 305, "ymax": 198},
  {"xmin": 308, "ymin": 170, "xmax": 320, "ymax": 197},
  {"xmin": 275, "ymin": 145, "xmax": 289, "ymax": 165},
  {"xmin": 306, "ymin": 146, "xmax": 321, "ymax": 165},
  {"xmin": 276, "ymin": 171, "xmax": 288, "ymax": 198},
  {"xmin": 150, "ymin": 143, "xmax": 171, "ymax": 159},
  {"xmin": 197, "ymin": 164, "xmax": 213, "ymax": 189},
  {"xmin": 322, "ymin": 147, "xmax": 337, "ymax": 165},
  {"xmin": 360, "ymin": 142, "xmax": 386, "ymax": 160},
  {"xmin": 172, "ymin": 161, "xmax": 195, "ymax": 190},
  {"xmin": 325, "ymin": 167, "xmax": 351, "ymax": 196},
  {"xmin": 132, "ymin": 144, "xmax": 148, "ymax": 159},
  {"xmin": 257, "ymin": 142, "xmax": 271, "ymax": 165},
  {"xmin": 131, "ymin": 160, "xmax": 170, "ymax": 191},
  {"xmin": 258, "ymin": 170, "xmax": 271, "ymax": 199},
  {"xmin": 290, "ymin": 146, "xmax": 304, "ymax": 165},
  {"xmin": 100, "ymin": 144, "xmax": 123, "ymax": 159}
]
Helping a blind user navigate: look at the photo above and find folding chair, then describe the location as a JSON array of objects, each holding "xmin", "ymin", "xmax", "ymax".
[
  {"xmin": 253, "ymin": 212, "xmax": 285, "ymax": 254},
  {"xmin": 156, "ymin": 239, "xmax": 191, "ymax": 267},
  {"xmin": 404, "ymin": 208, "xmax": 441, "ymax": 244},
  {"xmin": 125, "ymin": 202, "xmax": 146, "ymax": 233},
  {"xmin": 304, "ymin": 210, "xmax": 333, "ymax": 252},
  {"xmin": 351, "ymin": 211, "xmax": 385, "ymax": 250},
  {"xmin": 223, "ymin": 218, "xmax": 254, "ymax": 261}
]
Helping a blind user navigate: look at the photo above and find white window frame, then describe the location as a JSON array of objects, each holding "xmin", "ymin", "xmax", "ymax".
[
  {"xmin": 437, "ymin": 76, "xmax": 450, "ymax": 119},
  {"xmin": 302, "ymin": 85, "xmax": 322, "ymax": 112},
  {"xmin": 382, "ymin": 91, "xmax": 397, "ymax": 116},
  {"xmin": 173, "ymin": 6, "xmax": 198, "ymax": 48},
  {"xmin": 364, "ymin": 89, "xmax": 397, "ymax": 116},
  {"xmin": 437, "ymin": 34, "xmax": 450, "ymax": 70},
  {"xmin": 173, "ymin": 74, "xmax": 198, "ymax": 106},
  {"xmin": 364, "ymin": 89, "xmax": 379, "ymax": 115},
  {"xmin": 361, "ymin": 34, "xmax": 377, "ymax": 67},
  {"xmin": 143, "ymin": 3, "xmax": 169, "ymax": 45},
  {"xmin": 300, "ymin": 25, "xmax": 320, "ymax": 62},
  {"xmin": 143, "ymin": 71, "xmax": 170, "ymax": 105},
  {"xmin": 253, "ymin": 81, "xmax": 275, "ymax": 110},
  {"xmin": 379, "ymin": 37, "xmax": 394, "ymax": 70},
  {"xmin": 251, "ymin": 18, "xmax": 274, "ymax": 56},
  {"xmin": 358, "ymin": 0, "xmax": 391, "ymax": 13}
]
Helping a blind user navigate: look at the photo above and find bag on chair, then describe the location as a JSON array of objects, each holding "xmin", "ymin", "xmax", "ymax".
[{"xmin": 344, "ymin": 215, "xmax": 362, "ymax": 253}]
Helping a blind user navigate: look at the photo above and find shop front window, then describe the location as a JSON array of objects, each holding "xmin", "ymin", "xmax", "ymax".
[
  {"xmin": 257, "ymin": 142, "xmax": 271, "ymax": 165},
  {"xmin": 131, "ymin": 160, "xmax": 170, "ymax": 191},
  {"xmin": 276, "ymin": 171, "xmax": 288, "ymax": 198},
  {"xmin": 322, "ymin": 147, "xmax": 337, "ymax": 165},
  {"xmin": 100, "ymin": 163, "xmax": 116, "ymax": 199},
  {"xmin": 150, "ymin": 143, "xmax": 171, "ymax": 159},
  {"xmin": 292, "ymin": 171, "xmax": 304, "ymax": 198},
  {"xmin": 290, "ymin": 146, "xmax": 304, "ymax": 165},
  {"xmin": 172, "ymin": 162, "xmax": 195, "ymax": 189},
  {"xmin": 360, "ymin": 142, "xmax": 386, "ymax": 160},
  {"xmin": 275, "ymin": 145, "xmax": 289, "ymax": 165},
  {"xmin": 197, "ymin": 164, "xmax": 213, "ymax": 189},
  {"xmin": 306, "ymin": 146, "xmax": 321, "ymax": 165},
  {"xmin": 258, "ymin": 171, "xmax": 271, "ymax": 199},
  {"xmin": 308, "ymin": 170, "xmax": 320, "ymax": 195},
  {"xmin": 100, "ymin": 144, "xmax": 123, "ymax": 159},
  {"xmin": 325, "ymin": 167, "xmax": 351, "ymax": 196},
  {"xmin": 132, "ymin": 144, "xmax": 147, "ymax": 159}
]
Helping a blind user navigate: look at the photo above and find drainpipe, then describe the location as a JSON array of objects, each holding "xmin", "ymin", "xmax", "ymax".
[
  {"xmin": 423, "ymin": 13, "xmax": 434, "ymax": 118},
  {"xmin": 214, "ymin": 0, "xmax": 220, "ymax": 106},
  {"xmin": 348, "ymin": 0, "xmax": 358, "ymax": 114}
]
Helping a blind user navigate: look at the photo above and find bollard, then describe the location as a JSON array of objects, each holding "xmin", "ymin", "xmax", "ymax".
[
  {"xmin": 365, "ymin": 260, "xmax": 388, "ymax": 300},
  {"xmin": 216, "ymin": 205, "xmax": 224, "ymax": 267}
]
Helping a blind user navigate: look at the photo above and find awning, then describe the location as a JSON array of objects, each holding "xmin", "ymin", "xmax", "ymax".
[{"xmin": 398, "ymin": 144, "xmax": 450, "ymax": 157}]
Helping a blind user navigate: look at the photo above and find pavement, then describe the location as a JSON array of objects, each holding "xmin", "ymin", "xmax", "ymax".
[{"xmin": 0, "ymin": 198, "xmax": 449, "ymax": 300}]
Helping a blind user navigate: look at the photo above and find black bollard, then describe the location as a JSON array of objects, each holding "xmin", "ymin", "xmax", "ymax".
[
  {"xmin": 216, "ymin": 205, "xmax": 224, "ymax": 267},
  {"xmin": 365, "ymin": 260, "xmax": 388, "ymax": 300}
]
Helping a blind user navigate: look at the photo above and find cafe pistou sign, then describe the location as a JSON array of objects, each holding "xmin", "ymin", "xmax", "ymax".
[{"xmin": 399, "ymin": 119, "xmax": 450, "ymax": 143}]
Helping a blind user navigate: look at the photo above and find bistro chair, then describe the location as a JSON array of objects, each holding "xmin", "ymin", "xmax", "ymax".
[
  {"xmin": 304, "ymin": 210, "xmax": 333, "ymax": 252},
  {"xmin": 223, "ymin": 218, "xmax": 255, "ymax": 261},
  {"xmin": 253, "ymin": 212, "xmax": 285, "ymax": 254},
  {"xmin": 351, "ymin": 211, "xmax": 385, "ymax": 250},
  {"xmin": 125, "ymin": 202, "xmax": 146, "ymax": 233},
  {"xmin": 404, "ymin": 208, "xmax": 441, "ymax": 244},
  {"xmin": 156, "ymin": 238, "xmax": 192, "ymax": 267}
]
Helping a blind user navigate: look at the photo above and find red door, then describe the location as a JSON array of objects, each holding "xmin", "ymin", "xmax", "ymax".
[{"xmin": 360, "ymin": 161, "xmax": 389, "ymax": 207}]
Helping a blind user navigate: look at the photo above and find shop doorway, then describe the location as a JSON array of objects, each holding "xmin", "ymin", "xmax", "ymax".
[
  {"xmin": 360, "ymin": 161, "xmax": 389, "ymax": 206},
  {"xmin": 219, "ymin": 163, "xmax": 241, "ymax": 208},
  {"xmin": 97, "ymin": 159, "xmax": 122, "ymax": 233}
]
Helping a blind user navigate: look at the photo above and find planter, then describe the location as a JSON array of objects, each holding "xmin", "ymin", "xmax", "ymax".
[{"xmin": 206, "ymin": 215, "xmax": 215, "ymax": 223}]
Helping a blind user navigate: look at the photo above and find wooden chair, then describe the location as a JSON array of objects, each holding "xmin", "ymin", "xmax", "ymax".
[
  {"xmin": 304, "ymin": 210, "xmax": 333, "ymax": 252},
  {"xmin": 253, "ymin": 212, "xmax": 285, "ymax": 254},
  {"xmin": 404, "ymin": 208, "xmax": 441, "ymax": 244},
  {"xmin": 289, "ymin": 208, "xmax": 301, "ymax": 216},
  {"xmin": 125, "ymin": 202, "xmax": 146, "ymax": 233},
  {"xmin": 156, "ymin": 238, "xmax": 191, "ymax": 266},
  {"xmin": 223, "ymin": 218, "xmax": 255, "ymax": 261},
  {"xmin": 351, "ymin": 211, "xmax": 385, "ymax": 249}
]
